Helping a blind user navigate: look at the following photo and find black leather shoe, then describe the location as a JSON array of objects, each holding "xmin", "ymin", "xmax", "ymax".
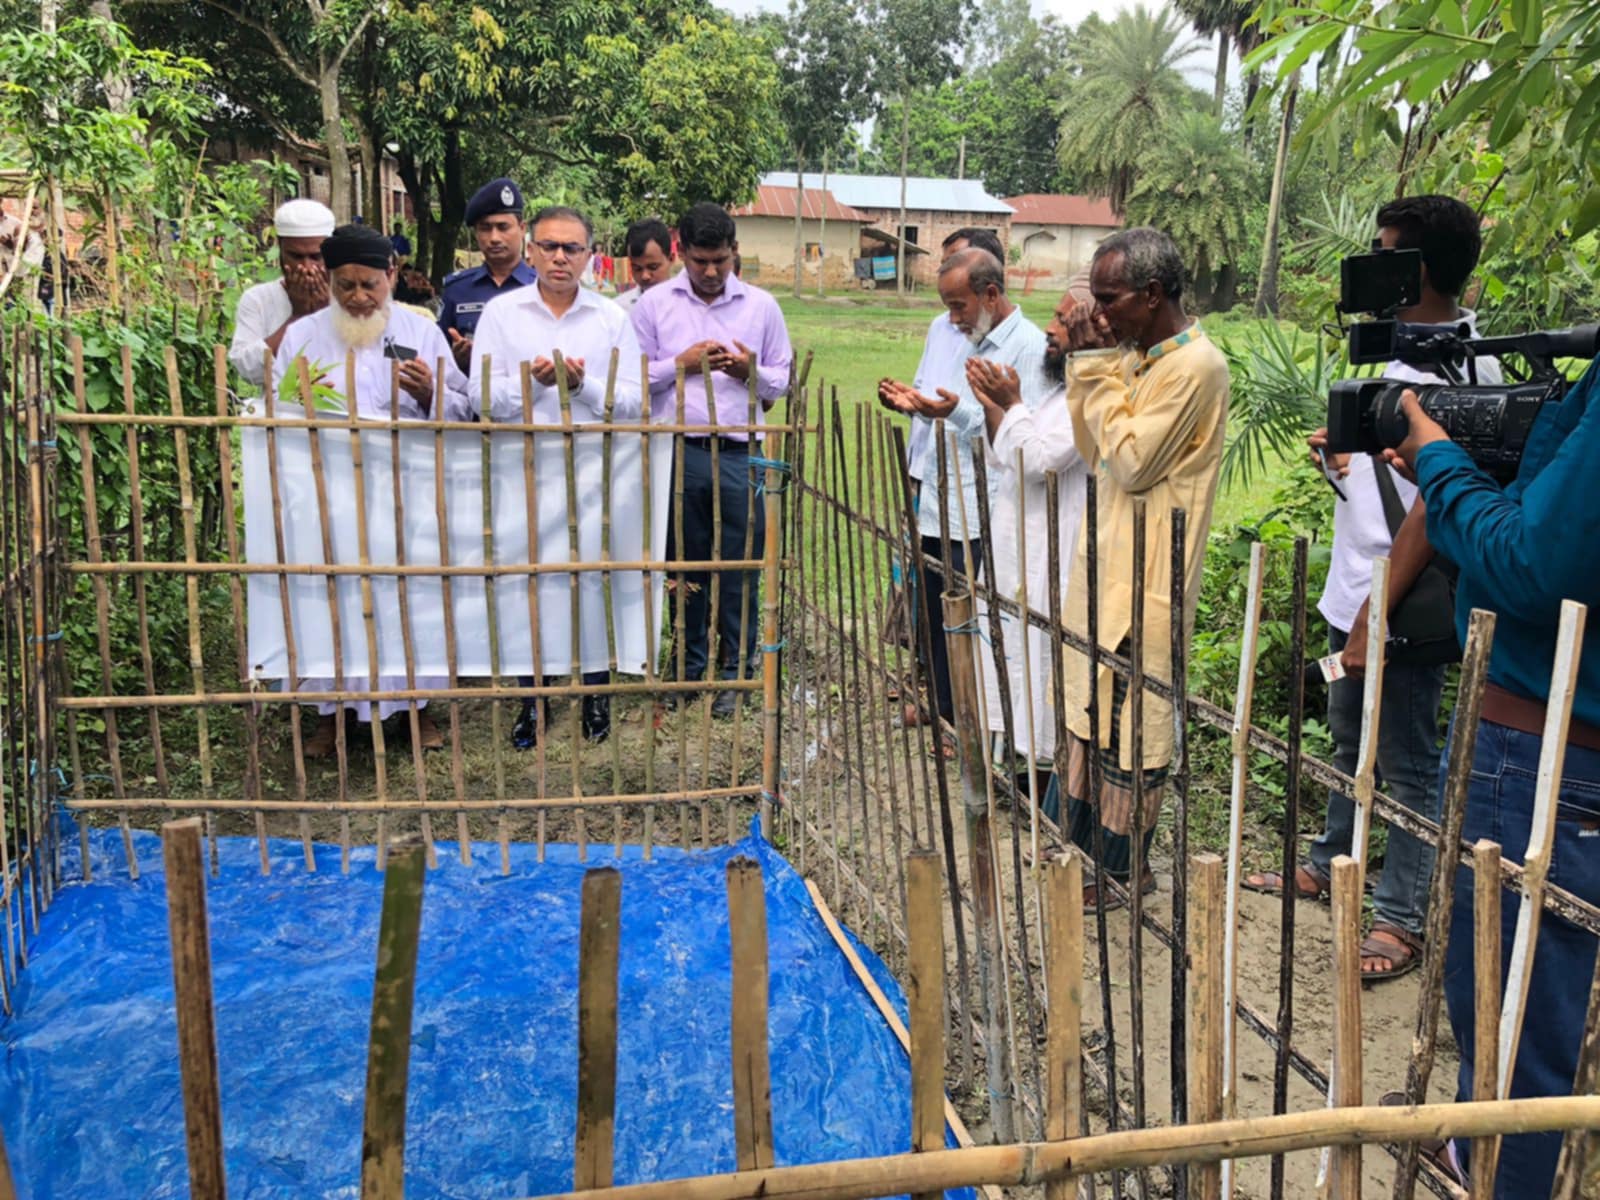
[
  {"xmin": 511, "ymin": 699, "xmax": 544, "ymax": 750},
  {"xmin": 711, "ymin": 688, "xmax": 738, "ymax": 720},
  {"xmin": 582, "ymin": 695, "xmax": 610, "ymax": 743}
]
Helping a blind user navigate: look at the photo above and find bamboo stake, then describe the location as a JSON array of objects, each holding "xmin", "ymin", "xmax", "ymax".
[
  {"xmin": 727, "ymin": 856, "xmax": 775, "ymax": 1171},
  {"xmin": 907, "ymin": 849, "xmax": 945, "ymax": 1200},
  {"xmin": 342, "ymin": 352, "xmax": 389, "ymax": 868},
  {"xmin": 520, "ymin": 361, "xmax": 550, "ymax": 859},
  {"xmin": 555, "ymin": 353, "xmax": 587, "ymax": 860},
  {"xmin": 639, "ymin": 355, "xmax": 658, "ymax": 860},
  {"xmin": 1329, "ymin": 855, "xmax": 1364, "ymax": 1200},
  {"xmin": 1471, "ymin": 839, "xmax": 1503, "ymax": 1197},
  {"xmin": 432, "ymin": 389, "xmax": 469, "ymax": 862},
  {"xmin": 66, "ymin": 337, "xmax": 131, "ymax": 872},
  {"xmin": 822, "ymin": 397, "xmax": 859, "ymax": 927},
  {"xmin": 521, "ymin": 1097, "xmax": 1600, "ymax": 1200},
  {"xmin": 1391, "ymin": 607, "xmax": 1495, "ymax": 1198},
  {"xmin": 600, "ymin": 353, "xmax": 624, "ymax": 853},
  {"xmin": 673, "ymin": 370, "xmax": 690, "ymax": 854},
  {"xmin": 701, "ymin": 356, "xmax": 722, "ymax": 824},
  {"xmin": 1046, "ymin": 854, "xmax": 1085, "ymax": 1200},
  {"xmin": 575, "ymin": 867, "xmax": 621, "ymax": 1189},
  {"xmin": 477, "ymin": 360, "xmax": 510, "ymax": 873},
  {"xmin": 390, "ymin": 364, "xmax": 434, "ymax": 868},
  {"xmin": 1549, "ymin": 926, "xmax": 1600, "ymax": 1200},
  {"xmin": 1170, "ymin": 507, "xmax": 1193, "ymax": 1156},
  {"xmin": 1497, "ymin": 600, "xmax": 1586, "ymax": 1099},
  {"xmin": 727, "ymin": 372, "xmax": 761, "ymax": 836},
  {"xmin": 1127, "ymin": 497, "xmax": 1150, "ymax": 1199},
  {"xmin": 0, "ymin": 1121, "xmax": 14, "ymax": 1200},
  {"xmin": 1190, "ymin": 852, "xmax": 1226, "ymax": 1200},
  {"xmin": 211, "ymin": 346, "xmax": 266, "ymax": 869},
  {"xmin": 360, "ymin": 834, "xmax": 426, "ymax": 1199},
  {"xmin": 759, "ymin": 429, "xmax": 784, "ymax": 837},
  {"xmin": 161, "ymin": 818, "xmax": 226, "ymax": 1200},
  {"xmin": 263, "ymin": 355, "xmax": 314, "ymax": 865}
]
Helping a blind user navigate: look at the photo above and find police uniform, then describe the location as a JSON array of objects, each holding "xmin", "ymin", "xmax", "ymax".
[{"xmin": 437, "ymin": 178, "xmax": 537, "ymax": 341}]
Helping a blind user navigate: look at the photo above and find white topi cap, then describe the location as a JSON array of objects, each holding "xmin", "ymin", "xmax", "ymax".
[{"xmin": 274, "ymin": 198, "xmax": 336, "ymax": 240}]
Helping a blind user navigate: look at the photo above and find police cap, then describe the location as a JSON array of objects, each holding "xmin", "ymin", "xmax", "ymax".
[{"xmin": 465, "ymin": 178, "xmax": 524, "ymax": 228}]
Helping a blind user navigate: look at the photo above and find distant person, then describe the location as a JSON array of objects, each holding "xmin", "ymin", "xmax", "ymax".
[
  {"xmin": 630, "ymin": 203, "xmax": 792, "ymax": 717},
  {"xmin": 614, "ymin": 218, "xmax": 674, "ymax": 312},
  {"xmin": 389, "ymin": 219, "xmax": 412, "ymax": 263},
  {"xmin": 228, "ymin": 198, "xmax": 337, "ymax": 387},
  {"xmin": 437, "ymin": 178, "xmax": 535, "ymax": 372},
  {"xmin": 1053, "ymin": 228, "xmax": 1229, "ymax": 911}
]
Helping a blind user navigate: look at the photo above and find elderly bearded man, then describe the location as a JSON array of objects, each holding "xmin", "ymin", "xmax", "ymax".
[
  {"xmin": 470, "ymin": 206, "xmax": 649, "ymax": 750},
  {"xmin": 273, "ymin": 223, "xmax": 471, "ymax": 760},
  {"xmin": 228, "ymin": 198, "xmax": 336, "ymax": 387},
  {"xmin": 1051, "ymin": 227, "xmax": 1229, "ymax": 911}
]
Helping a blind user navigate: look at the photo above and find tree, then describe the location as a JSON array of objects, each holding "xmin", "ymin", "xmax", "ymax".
[
  {"xmin": 772, "ymin": 0, "xmax": 874, "ymax": 296},
  {"xmin": 1057, "ymin": 6, "xmax": 1206, "ymax": 214},
  {"xmin": 1125, "ymin": 109, "xmax": 1253, "ymax": 308},
  {"xmin": 1170, "ymin": 0, "xmax": 1249, "ymax": 117},
  {"xmin": 869, "ymin": 0, "xmax": 969, "ymax": 295}
]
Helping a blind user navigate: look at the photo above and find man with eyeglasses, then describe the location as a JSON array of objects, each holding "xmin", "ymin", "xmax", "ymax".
[
  {"xmin": 470, "ymin": 206, "xmax": 651, "ymax": 750},
  {"xmin": 630, "ymin": 202, "xmax": 792, "ymax": 718},
  {"xmin": 438, "ymin": 177, "xmax": 537, "ymax": 373}
]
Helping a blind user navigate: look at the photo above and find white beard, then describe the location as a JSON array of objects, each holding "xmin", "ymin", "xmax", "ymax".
[
  {"xmin": 964, "ymin": 308, "xmax": 996, "ymax": 346},
  {"xmin": 330, "ymin": 301, "xmax": 391, "ymax": 351}
]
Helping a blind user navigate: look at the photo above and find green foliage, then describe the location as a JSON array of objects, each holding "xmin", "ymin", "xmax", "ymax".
[
  {"xmin": 772, "ymin": 0, "xmax": 875, "ymax": 168},
  {"xmin": 1126, "ymin": 109, "xmax": 1255, "ymax": 289},
  {"xmin": 1218, "ymin": 318, "xmax": 1340, "ymax": 488}
]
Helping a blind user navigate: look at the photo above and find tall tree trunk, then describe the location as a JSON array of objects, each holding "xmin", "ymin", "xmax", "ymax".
[
  {"xmin": 90, "ymin": 0, "xmax": 134, "ymax": 113},
  {"xmin": 397, "ymin": 149, "xmax": 432, "ymax": 273},
  {"xmin": 429, "ymin": 128, "xmax": 466, "ymax": 285},
  {"xmin": 318, "ymin": 55, "xmax": 355, "ymax": 221},
  {"xmin": 896, "ymin": 95, "xmax": 911, "ymax": 298},
  {"xmin": 1213, "ymin": 262, "xmax": 1239, "ymax": 311},
  {"xmin": 1212, "ymin": 32, "xmax": 1229, "ymax": 119},
  {"xmin": 792, "ymin": 147, "xmax": 805, "ymax": 299},
  {"xmin": 817, "ymin": 146, "xmax": 829, "ymax": 298},
  {"xmin": 1242, "ymin": 70, "xmax": 1263, "ymax": 149},
  {"xmin": 1254, "ymin": 73, "xmax": 1299, "ymax": 318}
]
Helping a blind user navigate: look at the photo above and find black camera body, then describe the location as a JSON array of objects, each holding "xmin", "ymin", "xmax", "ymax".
[{"xmin": 1325, "ymin": 244, "xmax": 1596, "ymax": 479}]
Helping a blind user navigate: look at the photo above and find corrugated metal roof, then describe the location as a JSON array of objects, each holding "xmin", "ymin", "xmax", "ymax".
[
  {"xmin": 1004, "ymin": 193, "xmax": 1121, "ymax": 227},
  {"xmin": 761, "ymin": 171, "xmax": 1015, "ymax": 216},
  {"xmin": 730, "ymin": 185, "xmax": 871, "ymax": 223}
]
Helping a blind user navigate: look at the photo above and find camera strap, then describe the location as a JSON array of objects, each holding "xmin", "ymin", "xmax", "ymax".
[
  {"xmin": 1371, "ymin": 457, "xmax": 1408, "ymax": 538},
  {"xmin": 1370, "ymin": 456, "xmax": 1461, "ymax": 665}
]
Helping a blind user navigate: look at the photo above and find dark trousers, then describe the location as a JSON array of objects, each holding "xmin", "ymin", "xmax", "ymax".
[
  {"xmin": 1442, "ymin": 719, "xmax": 1600, "ymax": 1197},
  {"xmin": 917, "ymin": 535, "xmax": 978, "ymax": 724},
  {"xmin": 672, "ymin": 440, "xmax": 765, "ymax": 682},
  {"xmin": 518, "ymin": 670, "xmax": 608, "ymax": 693}
]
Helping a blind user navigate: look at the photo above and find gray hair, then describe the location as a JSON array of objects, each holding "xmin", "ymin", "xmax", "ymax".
[
  {"xmin": 938, "ymin": 246, "xmax": 1006, "ymax": 295},
  {"xmin": 1092, "ymin": 227, "xmax": 1184, "ymax": 301}
]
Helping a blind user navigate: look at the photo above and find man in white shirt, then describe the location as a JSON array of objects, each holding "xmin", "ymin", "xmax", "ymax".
[
  {"xmin": 229, "ymin": 198, "xmax": 336, "ymax": 388},
  {"xmin": 470, "ymin": 206, "xmax": 648, "ymax": 749},
  {"xmin": 1245, "ymin": 195, "xmax": 1501, "ymax": 981},
  {"xmin": 273, "ymin": 224, "xmax": 471, "ymax": 759}
]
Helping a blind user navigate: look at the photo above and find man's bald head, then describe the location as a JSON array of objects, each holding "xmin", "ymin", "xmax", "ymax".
[{"xmin": 938, "ymin": 247, "xmax": 1011, "ymax": 345}]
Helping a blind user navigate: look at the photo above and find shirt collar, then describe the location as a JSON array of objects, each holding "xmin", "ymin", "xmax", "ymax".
[
  {"xmin": 517, "ymin": 282, "xmax": 603, "ymax": 320},
  {"xmin": 975, "ymin": 305, "xmax": 1023, "ymax": 353},
  {"xmin": 1134, "ymin": 322, "xmax": 1204, "ymax": 377},
  {"xmin": 669, "ymin": 269, "xmax": 746, "ymax": 307}
]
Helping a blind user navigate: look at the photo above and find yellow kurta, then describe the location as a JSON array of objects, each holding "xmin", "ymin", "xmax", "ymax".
[{"xmin": 1061, "ymin": 325, "xmax": 1230, "ymax": 771}]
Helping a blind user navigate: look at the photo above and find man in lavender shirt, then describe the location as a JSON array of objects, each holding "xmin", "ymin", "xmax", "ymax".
[{"xmin": 630, "ymin": 203, "xmax": 793, "ymax": 717}]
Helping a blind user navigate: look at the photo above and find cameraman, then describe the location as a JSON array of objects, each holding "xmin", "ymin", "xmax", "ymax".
[
  {"xmin": 1386, "ymin": 337, "xmax": 1600, "ymax": 1194},
  {"xmin": 1247, "ymin": 196, "xmax": 1500, "ymax": 982}
]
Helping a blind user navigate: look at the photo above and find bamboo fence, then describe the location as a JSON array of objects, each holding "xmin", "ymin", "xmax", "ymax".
[{"xmin": 3, "ymin": 328, "xmax": 1600, "ymax": 1196}]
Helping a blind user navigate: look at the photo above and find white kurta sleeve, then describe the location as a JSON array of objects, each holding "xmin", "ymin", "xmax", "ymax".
[
  {"xmin": 991, "ymin": 396, "xmax": 1084, "ymax": 482},
  {"xmin": 229, "ymin": 285, "xmax": 277, "ymax": 386}
]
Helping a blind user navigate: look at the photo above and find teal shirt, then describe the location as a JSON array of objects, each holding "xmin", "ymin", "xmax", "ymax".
[{"xmin": 1416, "ymin": 358, "xmax": 1600, "ymax": 726}]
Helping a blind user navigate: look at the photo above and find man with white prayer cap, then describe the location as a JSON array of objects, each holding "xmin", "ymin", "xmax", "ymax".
[
  {"xmin": 272, "ymin": 223, "xmax": 471, "ymax": 760},
  {"xmin": 228, "ymin": 197, "xmax": 338, "ymax": 387}
]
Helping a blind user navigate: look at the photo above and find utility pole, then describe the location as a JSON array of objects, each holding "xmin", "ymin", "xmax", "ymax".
[{"xmin": 957, "ymin": 134, "xmax": 966, "ymax": 181}]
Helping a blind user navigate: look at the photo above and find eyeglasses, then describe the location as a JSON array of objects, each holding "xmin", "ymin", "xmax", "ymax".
[{"xmin": 534, "ymin": 240, "xmax": 591, "ymax": 257}]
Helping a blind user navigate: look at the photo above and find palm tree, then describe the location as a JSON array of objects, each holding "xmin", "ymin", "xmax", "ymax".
[
  {"xmin": 1170, "ymin": 0, "xmax": 1266, "ymax": 133},
  {"xmin": 1125, "ymin": 109, "xmax": 1253, "ymax": 308},
  {"xmin": 1056, "ymin": 6, "xmax": 1206, "ymax": 214}
]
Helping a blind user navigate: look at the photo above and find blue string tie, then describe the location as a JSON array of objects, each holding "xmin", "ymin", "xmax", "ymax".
[
  {"xmin": 748, "ymin": 455, "xmax": 792, "ymax": 495},
  {"xmin": 29, "ymin": 630, "xmax": 63, "ymax": 644},
  {"xmin": 761, "ymin": 638, "xmax": 786, "ymax": 654}
]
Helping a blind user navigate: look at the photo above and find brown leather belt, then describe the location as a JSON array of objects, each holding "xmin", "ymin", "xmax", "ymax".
[{"xmin": 1482, "ymin": 682, "xmax": 1600, "ymax": 753}]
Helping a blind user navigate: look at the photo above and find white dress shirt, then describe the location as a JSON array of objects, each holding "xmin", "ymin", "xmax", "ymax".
[{"xmin": 229, "ymin": 279, "xmax": 293, "ymax": 387}]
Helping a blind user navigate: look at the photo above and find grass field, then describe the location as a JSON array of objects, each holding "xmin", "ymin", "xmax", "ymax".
[{"xmin": 773, "ymin": 290, "xmax": 1301, "ymax": 535}]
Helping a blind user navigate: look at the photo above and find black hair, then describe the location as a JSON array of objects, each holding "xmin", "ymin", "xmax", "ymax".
[
  {"xmin": 1374, "ymin": 194, "xmax": 1483, "ymax": 299},
  {"xmin": 942, "ymin": 226, "xmax": 1004, "ymax": 262},
  {"xmin": 677, "ymin": 202, "xmax": 737, "ymax": 251},
  {"xmin": 529, "ymin": 205, "xmax": 593, "ymax": 242},
  {"xmin": 625, "ymin": 218, "xmax": 672, "ymax": 259},
  {"xmin": 1093, "ymin": 227, "xmax": 1185, "ymax": 301}
]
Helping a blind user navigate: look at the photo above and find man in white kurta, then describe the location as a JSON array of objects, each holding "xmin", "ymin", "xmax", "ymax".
[
  {"xmin": 229, "ymin": 198, "xmax": 336, "ymax": 388},
  {"xmin": 270, "ymin": 224, "xmax": 471, "ymax": 758},
  {"xmin": 970, "ymin": 278, "xmax": 1093, "ymax": 785},
  {"xmin": 469, "ymin": 205, "xmax": 657, "ymax": 750}
]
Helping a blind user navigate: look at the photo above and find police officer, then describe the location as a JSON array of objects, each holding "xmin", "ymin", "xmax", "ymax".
[{"xmin": 437, "ymin": 177, "xmax": 536, "ymax": 372}]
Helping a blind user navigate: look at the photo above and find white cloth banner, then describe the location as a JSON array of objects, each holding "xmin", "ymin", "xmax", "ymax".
[{"xmin": 243, "ymin": 401, "xmax": 674, "ymax": 680}]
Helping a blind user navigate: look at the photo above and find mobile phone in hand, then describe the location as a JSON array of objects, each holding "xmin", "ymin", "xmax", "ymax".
[
  {"xmin": 1314, "ymin": 445, "xmax": 1348, "ymax": 501},
  {"xmin": 383, "ymin": 341, "xmax": 418, "ymax": 362}
]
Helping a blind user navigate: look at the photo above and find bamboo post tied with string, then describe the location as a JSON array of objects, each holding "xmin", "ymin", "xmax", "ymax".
[
  {"xmin": 727, "ymin": 856, "xmax": 775, "ymax": 1172},
  {"xmin": 575, "ymin": 867, "xmax": 621, "ymax": 1189}
]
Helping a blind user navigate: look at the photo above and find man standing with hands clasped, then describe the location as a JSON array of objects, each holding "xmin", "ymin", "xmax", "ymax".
[{"xmin": 630, "ymin": 203, "xmax": 792, "ymax": 717}]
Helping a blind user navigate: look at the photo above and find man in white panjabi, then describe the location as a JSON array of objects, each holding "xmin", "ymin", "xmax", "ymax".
[
  {"xmin": 469, "ymin": 205, "xmax": 655, "ymax": 750},
  {"xmin": 272, "ymin": 223, "xmax": 471, "ymax": 759},
  {"xmin": 968, "ymin": 273, "xmax": 1094, "ymax": 802},
  {"xmin": 229, "ymin": 198, "xmax": 336, "ymax": 388}
]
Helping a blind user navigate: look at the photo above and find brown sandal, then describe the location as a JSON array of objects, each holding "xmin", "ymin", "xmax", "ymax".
[
  {"xmin": 1241, "ymin": 862, "xmax": 1330, "ymax": 901},
  {"xmin": 1360, "ymin": 923, "xmax": 1422, "ymax": 981}
]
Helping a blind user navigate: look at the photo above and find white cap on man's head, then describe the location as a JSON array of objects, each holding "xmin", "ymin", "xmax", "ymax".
[{"xmin": 274, "ymin": 198, "xmax": 336, "ymax": 240}]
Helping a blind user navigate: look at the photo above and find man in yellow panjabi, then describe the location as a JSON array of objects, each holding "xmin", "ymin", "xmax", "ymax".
[{"xmin": 1046, "ymin": 227, "xmax": 1230, "ymax": 911}]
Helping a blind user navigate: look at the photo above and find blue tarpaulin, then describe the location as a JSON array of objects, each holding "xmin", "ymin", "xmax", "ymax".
[{"xmin": 1, "ymin": 823, "xmax": 975, "ymax": 1199}]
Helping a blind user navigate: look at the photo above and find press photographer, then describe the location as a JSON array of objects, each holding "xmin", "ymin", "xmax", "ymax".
[{"xmin": 1372, "ymin": 261, "xmax": 1600, "ymax": 1198}]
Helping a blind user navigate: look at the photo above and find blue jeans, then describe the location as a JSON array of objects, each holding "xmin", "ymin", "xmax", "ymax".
[
  {"xmin": 1310, "ymin": 627, "xmax": 1446, "ymax": 935},
  {"xmin": 1442, "ymin": 718, "xmax": 1600, "ymax": 1198}
]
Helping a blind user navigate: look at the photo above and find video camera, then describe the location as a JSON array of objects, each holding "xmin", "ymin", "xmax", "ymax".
[{"xmin": 1325, "ymin": 244, "xmax": 1598, "ymax": 481}]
